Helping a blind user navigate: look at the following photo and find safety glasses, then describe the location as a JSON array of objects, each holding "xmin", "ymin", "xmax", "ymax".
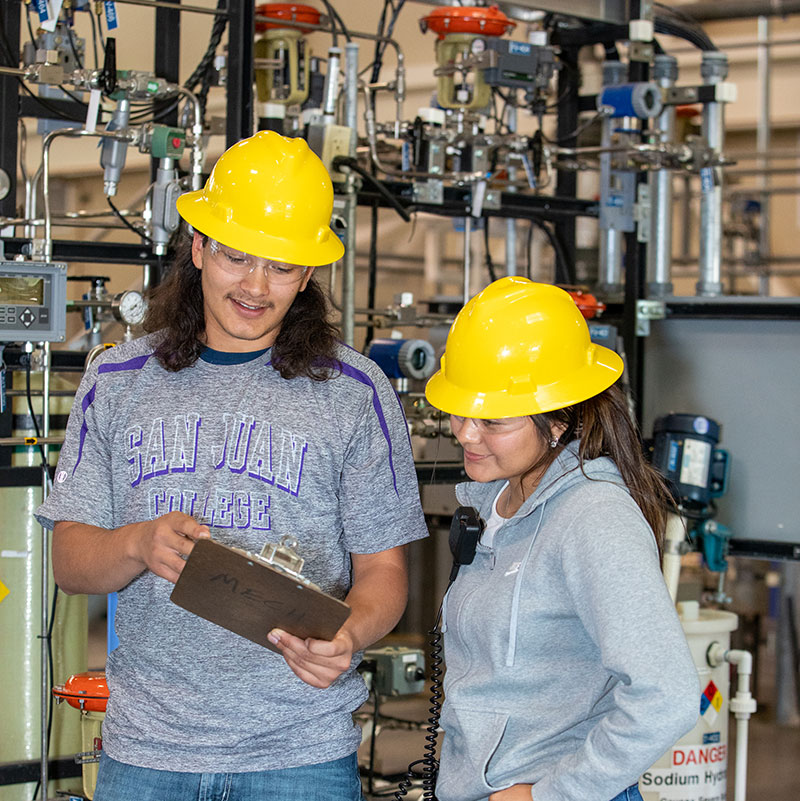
[{"xmin": 207, "ymin": 239, "xmax": 308, "ymax": 285}]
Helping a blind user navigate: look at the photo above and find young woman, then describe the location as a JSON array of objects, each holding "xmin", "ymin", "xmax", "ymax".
[{"xmin": 425, "ymin": 277, "xmax": 699, "ymax": 801}]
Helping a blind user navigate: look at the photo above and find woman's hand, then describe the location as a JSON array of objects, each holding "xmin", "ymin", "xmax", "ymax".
[{"xmin": 489, "ymin": 784, "xmax": 533, "ymax": 801}]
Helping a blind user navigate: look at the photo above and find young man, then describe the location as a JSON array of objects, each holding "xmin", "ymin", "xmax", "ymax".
[{"xmin": 36, "ymin": 131, "xmax": 428, "ymax": 801}]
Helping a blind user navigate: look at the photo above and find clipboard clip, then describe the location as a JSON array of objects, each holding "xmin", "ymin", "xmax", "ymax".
[{"xmin": 258, "ymin": 535, "xmax": 306, "ymax": 579}]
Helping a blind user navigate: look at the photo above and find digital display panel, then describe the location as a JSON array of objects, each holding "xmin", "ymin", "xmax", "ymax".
[{"xmin": 0, "ymin": 275, "xmax": 45, "ymax": 305}]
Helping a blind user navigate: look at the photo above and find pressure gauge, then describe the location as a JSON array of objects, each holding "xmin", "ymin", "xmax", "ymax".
[{"xmin": 112, "ymin": 290, "xmax": 147, "ymax": 327}]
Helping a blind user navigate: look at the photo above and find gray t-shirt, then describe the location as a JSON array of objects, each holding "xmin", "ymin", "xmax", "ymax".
[{"xmin": 36, "ymin": 335, "xmax": 428, "ymax": 772}]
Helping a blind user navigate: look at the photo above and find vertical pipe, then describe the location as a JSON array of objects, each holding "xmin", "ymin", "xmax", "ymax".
[
  {"xmin": 756, "ymin": 16, "xmax": 771, "ymax": 296},
  {"xmin": 323, "ymin": 47, "xmax": 342, "ymax": 121},
  {"xmin": 344, "ymin": 43, "xmax": 359, "ymax": 133},
  {"xmin": 648, "ymin": 55, "xmax": 678, "ymax": 297},
  {"xmin": 680, "ymin": 174, "xmax": 692, "ymax": 262},
  {"xmin": 776, "ymin": 563, "xmax": 800, "ymax": 725},
  {"xmin": 506, "ymin": 106, "xmax": 518, "ymax": 276},
  {"xmin": 697, "ymin": 52, "xmax": 729, "ymax": 297},
  {"xmin": 41, "ymin": 341, "xmax": 51, "ymax": 799},
  {"xmin": 341, "ymin": 191, "xmax": 356, "ymax": 347},
  {"xmin": 463, "ymin": 216, "xmax": 472, "ymax": 305},
  {"xmin": 598, "ymin": 60, "xmax": 627, "ymax": 296},
  {"xmin": 661, "ymin": 513, "xmax": 686, "ymax": 602}
]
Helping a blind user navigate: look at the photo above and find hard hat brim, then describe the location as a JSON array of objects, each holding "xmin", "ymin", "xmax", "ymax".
[
  {"xmin": 425, "ymin": 344, "xmax": 624, "ymax": 418},
  {"xmin": 176, "ymin": 190, "xmax": 345, "ymax": 267}
]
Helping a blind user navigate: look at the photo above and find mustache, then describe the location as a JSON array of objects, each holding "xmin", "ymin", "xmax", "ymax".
[{"xmin": 226, "ymin": 294, "xmax": 275, "ymax": 308}]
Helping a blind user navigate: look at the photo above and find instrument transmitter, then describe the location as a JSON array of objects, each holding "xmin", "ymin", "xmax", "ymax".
[{"xmin": 0, "ymin": 261, "xmax": 67, "ymax": 342}]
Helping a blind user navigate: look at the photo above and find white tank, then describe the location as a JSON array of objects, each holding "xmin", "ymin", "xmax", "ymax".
[{"xmin": 640, "ymin": 602, "xmax": 737, "ymax": 801}]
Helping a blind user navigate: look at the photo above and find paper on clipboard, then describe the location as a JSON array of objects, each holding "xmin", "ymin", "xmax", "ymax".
[{"xmin": 170, "ymin": 539, "xmax": 351, "ymax": 652}]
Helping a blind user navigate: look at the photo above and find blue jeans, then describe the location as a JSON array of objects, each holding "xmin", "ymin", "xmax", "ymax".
[
  {"xmin": 93, "ymin": 752, "xmax": 364, "ymax": 801},
  {"xmin": 611, "ymin": 786, "xmax": 644, "ymax": 801}
]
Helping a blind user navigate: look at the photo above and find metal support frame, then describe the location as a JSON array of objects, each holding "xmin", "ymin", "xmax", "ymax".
[
  {"xmin": 553, "ymin": 45, "xmax": 580, "ymax": 273},
  {"xmin": 0, "ymin": 1, "xmax": 21, "ymax": 222},
  {"xmin": 225, "ymin": 0, "xmax": 254, "ymax": 147}
]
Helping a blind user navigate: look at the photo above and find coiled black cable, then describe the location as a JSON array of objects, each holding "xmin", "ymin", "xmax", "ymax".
[{"xmin": 392, "ymin": 610, "xmax": 444, "ymax": 800}]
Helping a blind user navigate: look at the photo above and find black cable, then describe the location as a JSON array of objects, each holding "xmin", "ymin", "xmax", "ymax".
[
  {"xmin": 184, "ymin": 2, "xmax": 227, "ymax": 91},
  {"xmin": 369, "ymin": 0, "xmax": 391, "ymax": 83},
  {"xmin": 483, "ymin": 217, "xmax": 498, "ymax": 282},
  {"xmin": 0, "ymin": 13, "xmax": 92, "ymax": 121},
  {"xmin": 364, "ymin": 201, "xmax": 379, "ymax": 348},
  {"xmin": 23, "ymin": 353, "xmax": 60, "ymax": 801},
  {"xmin": 367, "ymin": 684, "xmax": 381, "ymax": 796},
  {"xmin": 318, "ymin": 0, "xmax": 352, "ymax": 43},
  {"xmin": 87, "ymin": 5, "xmax": 102, "ymax": 68},
  {"xmin": 181, "ymin": 0, "xmax": 227, "ymax": 123},
  {"xmin": 541, "ymin": 109, "xmax": 605, "ymax": 146},
  {"xmin": 30, "ymin": 584, "xmax": 59, "ymax": 801},
  {"xmin": 392, "ymin": 610, "xmax": 445, "ymax": 800},
  {"xmin": 528, "ymin": 218, "xmax": 573, "ymax": 284},
  {"xmin": 66, "ymin": 23, "xmax": 84, "ymax": 70},
  {"xmin": 332, "ymin": 157, "xmax": 412, "ymax": 222},
  {"xmin": 525, "ymin": 218, "xmax": 534, "ymax": 279},
  {"xmin": 24, "ymin": 357, "xmax": 50, "ymax": 470},
  {"xmin": 654, "ymin": 5, "xmax": 717, "ymax": 52},
  {"xmin": 107, "ymin": 197, "xmax": 153, "ymax": 244},
  {"xmin": 25, "ymin": 5, "xmax": 37, "ymax": 49}
]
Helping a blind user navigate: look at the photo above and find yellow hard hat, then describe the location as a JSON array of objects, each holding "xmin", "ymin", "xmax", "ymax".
[
  {"xmin": 176, "ymin": 130, "xmax": 345, "ymax": 267},
  {"xmin": 425, "ymin": 277, "xmax": 624, "ymax": 418}
]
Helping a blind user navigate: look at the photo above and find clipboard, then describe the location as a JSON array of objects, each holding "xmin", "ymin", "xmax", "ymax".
[{"xmin": 170, "ymin": 538, "xmax": 351, "ymax": 652}]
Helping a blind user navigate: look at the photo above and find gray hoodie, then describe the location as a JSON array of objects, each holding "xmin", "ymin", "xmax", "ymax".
[{"xmin": 435, "ymin": 443, "xmax": 699, "ymax": 801}]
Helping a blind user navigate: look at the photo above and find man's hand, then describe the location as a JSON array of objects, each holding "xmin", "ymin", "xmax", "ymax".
[
  {"xmin": 489, "ymin": 785, "xmax": 534, "ymax": 801},
  {"xmin": 129, "ymin": 511, "xmax": 211, "ymax": 584},
  {"xmin": 53, "ymin": 513, "xmax": 210, "ymax": 595},
  {"xmin": 267, "ymin": 627, "xmax": 355, "ymax": 689}
]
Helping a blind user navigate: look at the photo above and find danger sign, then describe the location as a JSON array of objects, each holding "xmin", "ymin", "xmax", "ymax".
[
  {"xmin": 673, "ymin": 744, "xmax": 727, "ymax": 765},
  {"xmin": 640, "ymin": 744, "xmax": 728, "ymax": 801}
]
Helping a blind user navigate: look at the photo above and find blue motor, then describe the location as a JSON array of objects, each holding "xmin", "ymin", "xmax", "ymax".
[
  {"xmin": 367, "ymin": 338, "xmax": 436, "ymax": 381},
  {"xmin": 651, "ymin": 413, "xmax": 728, "ymax": 509},
  {"xmin": 597, "ymin": 82, "xmax": 663, "ymax": 119}
]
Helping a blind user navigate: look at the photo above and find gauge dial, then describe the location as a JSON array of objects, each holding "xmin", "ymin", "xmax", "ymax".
[{"xmin": 113, "ymin": 290, "xmax": 147, "ymax": 326}]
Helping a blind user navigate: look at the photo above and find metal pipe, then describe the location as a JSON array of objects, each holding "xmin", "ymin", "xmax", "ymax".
[
  {"xmin": 463, "ymin": 216, "xmax": 472, "ymax": 305},
  {"xmin": 697, "ymin": 52, "xmax": 729, "ymax": 297},
  {"xmin": 341, "ymin": 191, "xmax": 357, "ymax": 347},
  {"xmin": 344, "ymin": 43, "xmax": 359, "ymax": 133},
  {"xmin": 505, "ymin": 106, "xmax": 518, "ymax": 276},
  {"xmin": 648, "ymin": 55, "xmax": 678, "ymax": 298},
  {"xmin": 756, "ymin": 16, "xmax": 771, "ymax": 297},
  {"xmin": 662, "ymin": 514, "xmax": 687, "ymax": 602},
  {"xmin": 668, "ymin": 36, "xmax": 800, "ymax": 53},
  {"xmin": 680, "ymin": 175, "xmax": 692, "ymax": 262},
  {"xmin": 597, "ymin": 61, "xmax": 626, "ymax": 296},
  {"xmin": 115, "ymin": 0, "xmax": 230, "ymax": 14},
  {"xmin": 176, "ymin": 87, "xmax": 204, "ymax": 191},
  {"xmin": 322, "ymin": 47, "xmax": 341, "ymax": 120},
  {"xmin": 361, "ymin": 85, "xmax": 484, "ymax": 183},
  {"xmin": 0, "ymin": 435, "xmax": 66, "ymax": 446},
  {"xmin": 39, "ymin": 129, "xmax": 136, "ymax": 261},
  {"xmin": 678, "ymin": 0, "xmax": 800, "ymax": 21}
]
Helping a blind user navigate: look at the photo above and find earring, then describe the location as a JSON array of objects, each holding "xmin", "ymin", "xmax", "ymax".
[{"xmin": 549, "ymin": 438, "xmax": 559, "ymax": 448}]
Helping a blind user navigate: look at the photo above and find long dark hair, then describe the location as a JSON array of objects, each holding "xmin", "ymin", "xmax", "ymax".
[
  {"xmin": 143, "ymin": 233, "xmax": 340, "ymax": 380},
  {"xmin": 528, "ymin": 382, "xmax": 672, "ymax": 550}
]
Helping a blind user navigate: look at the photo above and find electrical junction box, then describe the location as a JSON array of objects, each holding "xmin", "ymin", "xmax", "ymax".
[
  {"xmin": 483, "ymin": 39, "xmax": 557, "ymax": 92},
  {"xmin": 363, "ymin": 646, "xmax": 426, "ymax": 697},
  {"xmin": 0, "ymin": 261, "xmax": 67, "ymax": 343}
]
